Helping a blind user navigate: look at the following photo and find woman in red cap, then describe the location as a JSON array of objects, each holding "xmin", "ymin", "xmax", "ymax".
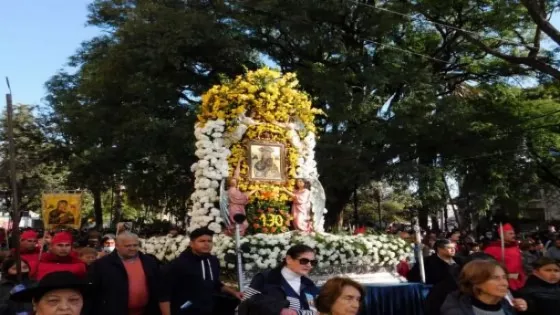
[
  {"xmin": 33, "ymin": 232, "xmax": 86, "ymax": 281},
  {"xmin": 483, "ymin": 223, "xmax": 526, "ymax": 290}
]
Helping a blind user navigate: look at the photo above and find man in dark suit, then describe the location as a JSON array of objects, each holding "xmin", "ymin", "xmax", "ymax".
[{"xmin": 407, "ymin": 239, "xmax": 460, "ymax": 285}]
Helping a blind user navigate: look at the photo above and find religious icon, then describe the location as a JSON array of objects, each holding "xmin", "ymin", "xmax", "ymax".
[
  {"xmin": 42, "ymin": 193, "xmax": 82, "ymax": 230},
  {"xmin": 247, "ymin": 142, "xmax": 286, "ymax": 182}
]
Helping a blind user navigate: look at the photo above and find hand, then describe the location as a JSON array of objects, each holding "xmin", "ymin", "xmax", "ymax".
[
  {"xmin": 232, "ymin": 291, "xmax": 243, "ymax": 300},
  {"xmin": 280, "ymin": 309, "xmax": 298, "ymax": 315},
  {"xmin": 513, "ymin": 298, "xmax": 527, "ymax": 312}
]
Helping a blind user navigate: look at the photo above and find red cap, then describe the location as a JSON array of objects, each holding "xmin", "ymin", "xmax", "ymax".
[
  {"xmin": 498, "ymin": 223, "xmax": 515, "ymax": 234},
  {"xmin": 20, "ymin": 230, "xmax": 38, "ymax": 240},
  {"xmin": 51, "ymin": 231, "xmax": 73, "ymax": 245}
]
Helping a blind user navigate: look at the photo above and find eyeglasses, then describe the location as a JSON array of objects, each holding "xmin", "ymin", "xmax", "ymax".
[{"xmin": 298, "ymin": 258, "xmax": 318, "ymax": 267}]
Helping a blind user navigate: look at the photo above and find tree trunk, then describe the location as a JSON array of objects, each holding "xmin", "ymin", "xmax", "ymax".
[
  {"xmin": 325, "ymin": 189, "xmax": 353, "ymax": 228},
  {"xmin": 353, "ymin": 185, "xmax": 359, "ymax": 224},
  {"xmin": 92, "ymin": 185, "xmax": 103, "ymax": 229}
]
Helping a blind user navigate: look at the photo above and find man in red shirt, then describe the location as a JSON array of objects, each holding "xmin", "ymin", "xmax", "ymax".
[
  {"xmin": 34, "ymin": 231, "xmax": 86, "ymax": 280},
  {"xmin": 484, "ymin": 223, "xmax": 526, "ymax": 290},
  {"xmin": 16, "ymin": 230, "xmax": 40, "ymax": 271}
]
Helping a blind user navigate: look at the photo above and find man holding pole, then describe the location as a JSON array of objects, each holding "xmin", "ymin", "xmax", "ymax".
[{"xmin": 484, "ymin": 223, "xmax": 526, "ymax": 290}]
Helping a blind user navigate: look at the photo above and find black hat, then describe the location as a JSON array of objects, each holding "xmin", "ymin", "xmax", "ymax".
[{"xmin": 10, "ymin": 271, "xmax": 90, "ymax": 302}]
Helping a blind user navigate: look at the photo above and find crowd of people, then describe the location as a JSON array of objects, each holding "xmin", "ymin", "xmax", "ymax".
[
  {"xmin": 0, "ymin": 222, "xmax": 559, "ymax": 315},
  {"xmin": 396, "ymin": 223, "xmax": 560, "ymax": 315},
  {"xmin": 0, "ymin": 227, "xmax": 363, "ymax": 315}
]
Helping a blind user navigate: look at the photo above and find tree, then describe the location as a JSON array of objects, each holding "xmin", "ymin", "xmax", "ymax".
[
  {"xmin": 414, "ymin": 0, "xmax": 560, "ymax": 80},
  {"xmin": 45, "ymin": 0, "xmax": 259, "ymax": 226},
  {"xmin": 0, "ymin": 104, "xmax": 68, "ymax": 216}
]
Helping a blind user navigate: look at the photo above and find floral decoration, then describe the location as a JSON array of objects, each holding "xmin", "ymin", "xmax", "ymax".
[
  {"xmin": 245, "ymin": 200, "xmax": 292, "ymax": 234},
  {"xmin": 187, "ymin": 68, "xmax": 325, "ymax": 233},
  {"xmin": 141, "ymin": 232, "xmax": 412, "ymax": 273}
]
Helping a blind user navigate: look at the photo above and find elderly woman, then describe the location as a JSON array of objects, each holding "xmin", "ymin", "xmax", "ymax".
[
  {"xmin": 441, "ymin": 260, "xmax": 527, "ymax": 315},
  {"xmin": 240, "ymin": 244, "xmax": 319, "ymax": 315},
  {"xmin": 10, "ymin": 271, "xmax": 89, "ymax": 315},
  {"xmin": 316, "ymin": 277, "xmax": 364, "ymax": 315}
]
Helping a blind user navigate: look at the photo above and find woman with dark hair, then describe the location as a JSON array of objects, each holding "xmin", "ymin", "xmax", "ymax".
[
  {"xmin": 440, "ymin": 260, "xmax": 527, "ymax": 315},
  {"xmin": 517, "ymin": 257, "xmax": 560, "ymax": 315},
  {"xmin": 316, "ymin": 277, "xmax": 364, "ymax": 315},
  {"xmin": 239, "ymin": 244, "xmax": 319, "ymax": 315}
]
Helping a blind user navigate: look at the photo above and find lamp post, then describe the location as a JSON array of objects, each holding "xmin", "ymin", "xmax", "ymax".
[
  {"xmin": 5, "ymin": 77, "xmax": 21, "ymax": 280},
  {"xmin": 373, "ymin": 184, "xmax": 383, "ymax": 228}
]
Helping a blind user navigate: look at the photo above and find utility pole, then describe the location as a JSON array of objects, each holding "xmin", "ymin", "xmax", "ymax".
[{"xmin": 5, "ymin": 77, "xmax": 21, "ymax": 280}]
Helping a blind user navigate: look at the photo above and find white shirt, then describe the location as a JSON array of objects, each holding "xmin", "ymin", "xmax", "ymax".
[{"xmin": 281, "ymin": 267, "xmax": 301, "ymax": 294}]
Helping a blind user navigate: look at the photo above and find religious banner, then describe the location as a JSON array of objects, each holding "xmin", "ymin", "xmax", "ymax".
[{"xmin": 41, "ymin": 193, "xmax": 82, "ymax": 230}]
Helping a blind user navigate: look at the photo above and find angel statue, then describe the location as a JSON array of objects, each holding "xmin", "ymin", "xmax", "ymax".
[
  {"xmin": 309, "ymin": 177, "xmax": 326, "ymax": 232},
  {"xmin": 219, "ymin": 160, "xmax": 258, "ymax": 236},
  {"xmin": 224, "ymin": 110, "xmax": 261, "ymax": 147},
  {"xmin": 271, "ymin": 116, "xmax": 305, "ymax": 148},
  {"xmin": 282, "ymin": 178, "xmax": 313, "ymax": 232}
]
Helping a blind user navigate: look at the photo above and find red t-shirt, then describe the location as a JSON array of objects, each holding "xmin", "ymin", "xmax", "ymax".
[
  {"xmin": 123, "ymin": 259, "xmax": 149, "ymax": 315},
  {"xmin": 34, "ymin": 252, "xmax": 86, "ymax": 280}
]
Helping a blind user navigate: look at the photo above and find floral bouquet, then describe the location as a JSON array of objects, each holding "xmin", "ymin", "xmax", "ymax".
[{"xmin": 246, "ymin": 199, "xmax": 292, "ymax": 234}]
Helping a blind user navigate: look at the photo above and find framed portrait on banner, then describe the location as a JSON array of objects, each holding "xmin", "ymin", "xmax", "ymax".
[
  {"xmin": 247, "ymin": 141, "xmax": 286, "ymax": 182},
  {"xmin": 42, "ymin": 193, "xmax": 83, "ymax": 230}
]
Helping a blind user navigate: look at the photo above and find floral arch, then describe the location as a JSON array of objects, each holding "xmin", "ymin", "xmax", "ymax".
[{"xmin": 187, "ymin": 68, "xmax": 326, "ymax": 234}]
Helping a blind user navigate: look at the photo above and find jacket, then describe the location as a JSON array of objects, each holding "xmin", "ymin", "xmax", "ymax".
[
  {"xmin": 240, "ymin": 267, "xmax": 319, "ymax": 315},
  {"xmin": 407, "ymin": 254, "xmax": 460, "ymax": 285},
  {"xmin": 33, "ymin": 252, "xmax": 86, "ymax": 280},
  {"xmin": 440, "ymin": 291, "xmax": 516, "ymax": 315},
  {"xmin": 161, "ymin": 248, "xmax": 223, "ymax": 315},
  {"xmin": 87, "ymin": 251, "xmax": 163, "ymax": 315},
  {"xmin": 517, "ymin": 275, "xmax": 560, "ymax": 315},
  {"xmin": 484, "ymin": 241, "xmax": 526, "ymax": 290}
]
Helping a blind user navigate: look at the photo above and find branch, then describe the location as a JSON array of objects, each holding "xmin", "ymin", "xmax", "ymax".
[
  {"xmin": 462, "ymin": 32, "xmax": 560, "ymax": 80},
  {"xmin": 521, "ymin": 0, "xmax": 560, "ymax": 46}
]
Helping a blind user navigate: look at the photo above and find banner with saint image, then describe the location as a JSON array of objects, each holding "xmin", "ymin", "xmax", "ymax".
[{"xmin": 41, "ymin": 193, "xmax": 82, "ymax": 230}]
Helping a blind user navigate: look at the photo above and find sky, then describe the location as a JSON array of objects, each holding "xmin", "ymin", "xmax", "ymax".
[
  {"xmin": 1, "ymin": 2, "xmax": 559, "ymax": 107},
  {"xmin": 0, "ymin": 1, "xmax": 100, "ymax": 105}
]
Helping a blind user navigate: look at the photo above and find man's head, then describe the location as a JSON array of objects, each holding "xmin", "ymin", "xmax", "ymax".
[
  {"xmin": 20, "ymin": 230, "xmax": 38, "ymax": 251},
  {"xmin": 499, "ymin": 223, "xmax": 516, "ymax": 243},
  {"xmin": 189, "ymin": 228, "xmax": 214, "ymax": 255},
  {"xmin": 56, "ymin": 200, "xmax": 68, "ymax": 212},
  {"xmin": 50, "ymin": 232, "xmax": 73, "ymax": 257},
  {"xmin": 533, "ymin": 257, "xmax": 560, "ymax": 284},
  {"xmin": 79, "ymin": 247, "xmax": 98, "ymax": 265},
  {"xmin": 435, "ymin": 239, "xmax": 456, "ymax": 259},
  {"xmin": 449, "ymin": 230, "xmax": 461, "ymax": 242},
  {"xmin": 555, "ymin": 236, "xmax": 560, "ymax": 249},
  {"xmin": 115, "ymin": 232, "xmax": 139, "ymax": 259}
]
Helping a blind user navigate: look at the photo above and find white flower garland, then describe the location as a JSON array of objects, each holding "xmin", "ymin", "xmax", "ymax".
[
  {"xmin": 141, "ymin": 232, "xmax": 411, "ymax": 273},
  {"xmin": 188, "ymin": 119, "xmax": 230, "ymax": 233}
]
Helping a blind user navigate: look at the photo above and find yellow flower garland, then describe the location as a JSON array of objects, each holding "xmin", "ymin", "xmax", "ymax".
[{"xmin": 198, "ymin": 68, "xmax": 323, "ymax": 202}]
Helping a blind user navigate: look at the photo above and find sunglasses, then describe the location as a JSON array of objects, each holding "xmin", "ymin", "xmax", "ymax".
[{"xmin": 298, "ymin": 258, "xmax": 318, "ymax": 267}]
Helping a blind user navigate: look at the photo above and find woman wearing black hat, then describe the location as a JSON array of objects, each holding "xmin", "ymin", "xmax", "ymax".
[{"xmin": 10, "ymin": 271, "xmax": 89, "ymax": 315}]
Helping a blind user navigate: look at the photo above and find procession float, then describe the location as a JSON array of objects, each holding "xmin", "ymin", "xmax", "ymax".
[{"xmin": 142, "ymin": 68, "xmax": 411, "ymax": 281}]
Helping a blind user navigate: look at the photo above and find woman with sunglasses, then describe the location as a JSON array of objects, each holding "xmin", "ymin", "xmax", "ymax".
[{"xmin": 240, "ymin": 244, "xmax": 319, "ymax": 315}]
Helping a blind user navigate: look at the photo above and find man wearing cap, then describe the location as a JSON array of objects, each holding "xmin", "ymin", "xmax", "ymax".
[
  {"xmin": 484, "ymin": 223, "xmax": 526, "ymax": 290},
  {"xmin": 407, "ymin": 239, "xmax": 460, "ymax": 285},
  {"xmin": 16, "ymin": 230, "xmax": 40, "ymax": 272},
  {"xmin": 34, "ymin": 231, "xmax": 86, "ymax": 280}
]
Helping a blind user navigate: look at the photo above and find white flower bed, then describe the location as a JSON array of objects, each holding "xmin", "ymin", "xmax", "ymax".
[{"xmin": 141, "ymin": 232, "xmax": 412, "ymax": 273}]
